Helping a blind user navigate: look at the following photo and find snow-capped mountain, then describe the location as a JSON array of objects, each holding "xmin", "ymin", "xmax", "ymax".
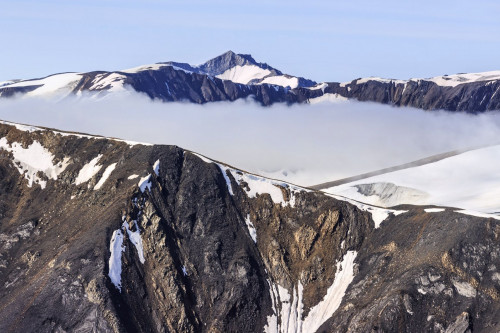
[
  {"xmin": 1, "ymin": 51, "xmax": 500, "ymax": 112},
  {"xmin": 2, "ymin": 119, "xmax": 500, "ymax": 332},
  {"xmin": 0, "ymin": 51, "xmax": 317, "ymax": 105},
  {"xmin": 157, "ymin": 50, "xmax": 316, "ymax": 88}
]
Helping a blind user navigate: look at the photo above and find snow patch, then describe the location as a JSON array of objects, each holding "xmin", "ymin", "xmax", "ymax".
[
  {"xmin": 216, "ymin": 65, "xmax": 271, "ymax": 84},
  {"xmin": 121, "ymin": 63, "xmax": 168, "ymax": 73},
  {"xmin": 153, "ymin": 159, "xmax": 160, "ymax": 176},
  {"xmin": 259, "ymin": 76, "xmax": 299, "ymax": 89},
  {"xmin": 138, "ymin": 174, "xmax": 152, "ymax": 192},
  {"xmin": 128, "ymin": 174, "xmax": 139, "ymax": 180},
  {"xmin": 75, "ymin": 154, "xmax": 102, "ymax": 186},
  {"xmin": 0, "ymin": 138, "xmax": 70, "ymax": 189},
  {"xmin": 122, "ymin": 219, "xmax": 145, "ymax": 264},
  {"xmin": 424, "ymin": 208, "xmax": 445, "ymax": 213},
  {"xmin": 94, "ymin": 163, "xmax": 117, "ymax": 190},
  {"xmin": 308, "ymin": 93, "xmax": 348, "ymax": 104},
  {"xmin": 108, "ymin": 229, "xmax": 125, "ymax": 291},
  {"xmin": 89, "ymin": 73, "xmax": 126, "ymax": 92},
  {"xmin": 244, "ymin": 214, "xmax": 257, "ymax": 243},
  {"xmin": 307, "ymin": 82, "xmax": 328, "ymax": 91}
]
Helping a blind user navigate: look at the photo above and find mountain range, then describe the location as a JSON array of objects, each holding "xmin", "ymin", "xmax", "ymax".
[{"xmin": 1, "ymin": 51, "xmax": 500, "ymax": 112}]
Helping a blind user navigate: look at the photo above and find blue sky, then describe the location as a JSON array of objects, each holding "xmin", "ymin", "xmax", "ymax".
[{"xmin": 1, "ymin": 0, "xmax": 499, "ymax": 82}]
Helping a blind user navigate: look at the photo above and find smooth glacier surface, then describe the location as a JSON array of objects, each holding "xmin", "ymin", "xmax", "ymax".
[{"xmin": 324, "ymin": 145, "xmax": 500, "ymax": 215}]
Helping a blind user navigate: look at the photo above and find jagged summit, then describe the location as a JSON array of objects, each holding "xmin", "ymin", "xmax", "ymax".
[{"xmin": 196, "ymin": 50, "xmax": 279, "ymax": 76}]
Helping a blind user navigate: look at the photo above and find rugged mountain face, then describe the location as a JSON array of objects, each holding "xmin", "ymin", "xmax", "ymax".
[
  {"xmin": 322, "ymin": 74, "xmax": 500, "ymax": 112},
  {"xmin": 1, "ymin": 51, "xmax": 499, "ymax": 112},
  {"xmin": 1, "ymin": 120, "xmax": 500, "ymax": 332}
]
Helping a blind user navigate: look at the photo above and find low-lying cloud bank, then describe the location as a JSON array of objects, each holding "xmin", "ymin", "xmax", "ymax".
[{"xmin": 1, "ymin": 92, "xmax": 500, "ymax": 186}]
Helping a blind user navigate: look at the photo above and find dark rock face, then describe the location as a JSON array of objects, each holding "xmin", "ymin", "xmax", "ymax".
[
  {"xmin": 323, "ymin": 79, "xmax": 500, "ymax": 112},
  {"xmin": 319, "ymin": 209, "xmax": 500, "ymax": 332},
  {"xmin": 0, "ymin": 122, "xmax": 500, "ymax": 332}
]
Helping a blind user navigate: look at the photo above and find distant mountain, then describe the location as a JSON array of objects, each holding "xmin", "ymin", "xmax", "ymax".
[
  {"xmin": 2, "ymin": 119, "xmax": 500, "ymax": 332},
  {"xmin": 1, "ymin": 51, "xmax": 500, "ymax": 112}
]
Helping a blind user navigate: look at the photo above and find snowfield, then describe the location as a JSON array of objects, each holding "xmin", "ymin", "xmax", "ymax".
[
  {"xmin": 3, "ymin": 73, "xmax": 82, "ymax": 98},
  {"xmin": 344, "ymin": 70, "xmax": 500, "ymax": 88},
  {"xmin": 323, "ymin": 145, "xmax": 500, "ymax": 215},
  {"xmin": 216, "ymin": 65, "xmax": 271, "ymax": 84},
  {"xmin": 259, "ymin": 75, "xmax": 299, "ymax": 89}
]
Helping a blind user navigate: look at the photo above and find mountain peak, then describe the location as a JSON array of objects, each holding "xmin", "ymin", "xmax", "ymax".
[{"xmin": 198, "ymin": 51, "xmax": 261, "ymax": 76}]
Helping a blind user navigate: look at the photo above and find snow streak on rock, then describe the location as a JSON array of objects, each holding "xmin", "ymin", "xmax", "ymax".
[
  {"xmin": 265, "ymin": 251, "xmax": 358, "ymax": 333},
  {"xmin": 108, "ymin": 229, "xmax": 125, "ymax": 292},
  {"xmin": 122, "ymin": 219, "xmax": 145, "ymax": 264},
  {"xmin": 244, "ymin": 214, "xmax": 257, "ymax": 243},
  {"xmin": 302, "ymin": 251, "xmax": 357, "ymax": 333},
  {"xmin": 153, "ymin": 159, "xmax": 160, "ymax": 176},
  {"xmin": 94, "ymin": 163, "xmax": 117, "ymax": 190}
]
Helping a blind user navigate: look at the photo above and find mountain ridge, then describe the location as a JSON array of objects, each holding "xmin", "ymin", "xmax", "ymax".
[
  {"xmin": 1, "ymin": 51, "xmax": 500, "ymax": 112},
  {"xmin": 1, "ymin": 119, "xmax": 500, "ymax": 332}
]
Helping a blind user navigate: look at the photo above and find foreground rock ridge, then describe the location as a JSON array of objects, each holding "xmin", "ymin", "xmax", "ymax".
[
  {"xmin": 1, "ymin": 121, "xmax": 500, "ymax": 332},
  {"xmin": 1, "ymin": 51, "xmax": 499, "ymax": 112}
]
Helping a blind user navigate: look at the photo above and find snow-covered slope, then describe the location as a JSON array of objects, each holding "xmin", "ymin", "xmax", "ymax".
[
  {"xmin": 0, "ymin": 51, "xmax": 315, "ymax": 100},
  {"xmin": 323, "ymin": 145, "xmax": 500, "ymax": 215},
  {"xmin": 341, "ymin": 70, "xmax": 500, "ymax": 88},
  {"xmin": 424, "ymin": 71, "xmax": 500, "ymax": 87},
  {"xmin": 216, "ymin": 65, "xmax": 272, "ymax": 85},
  {"xmin": 1, "ymin": 73, "xmax": 83, "ymax": 98}
]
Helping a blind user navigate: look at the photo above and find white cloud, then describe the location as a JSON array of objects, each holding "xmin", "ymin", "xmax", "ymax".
[{"xmin": 0, "ymin": 92, "xmax": 499, "ymax": 186}]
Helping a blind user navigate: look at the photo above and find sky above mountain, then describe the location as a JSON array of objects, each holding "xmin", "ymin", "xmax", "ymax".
[{"xmin": 1, "ymin": 0, "xmax": 499, "ymax": 83}]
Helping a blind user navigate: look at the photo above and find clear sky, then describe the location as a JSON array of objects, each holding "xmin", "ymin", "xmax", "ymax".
[{"xmin": 1, "ymin": 0, "xmax": 499, "ymax": 83}]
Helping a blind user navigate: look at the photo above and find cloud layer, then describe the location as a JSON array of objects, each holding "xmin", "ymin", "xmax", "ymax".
[{"xmin": 1, "ymin": 92, "xmax": 499, "ymax": 186}]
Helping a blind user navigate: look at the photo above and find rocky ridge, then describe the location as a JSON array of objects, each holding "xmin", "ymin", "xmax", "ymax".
[{"xmin": 0, "ymin": 121, "xmax": 500, "ymax": 332}]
